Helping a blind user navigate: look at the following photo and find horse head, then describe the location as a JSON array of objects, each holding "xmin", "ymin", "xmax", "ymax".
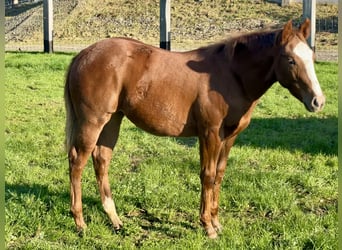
[{"xmin": 274, "ymin": 19, "xmax": 325, "ymax": 112}]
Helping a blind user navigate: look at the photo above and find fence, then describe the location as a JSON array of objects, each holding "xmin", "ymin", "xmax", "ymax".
[
  {"xmin": 268, "ymin": 0, "xmax": 338, "ymax": 4},
  {"xmin": 316, "ymin": 16, "xmax": 338, "ymax": 32},
  {"xmin": 5, "ymin": 0, "xmax": 338, "ymax": 61},
  {"xmin": 5, "ymin": 0, "xmax": 42, "ymax": 9}
]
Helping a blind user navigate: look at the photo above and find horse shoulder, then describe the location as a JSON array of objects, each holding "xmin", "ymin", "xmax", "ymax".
[{"xmin": 223, "ymin": 101, "xmax": 258, "ymax": 138}]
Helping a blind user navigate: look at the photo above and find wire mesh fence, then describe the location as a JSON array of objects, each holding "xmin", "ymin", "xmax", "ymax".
[
  {"xmin": 316, "ymin": 16, "xmax": 338, "ymax": 32},
  {"xmin": 5, "ymin": 0, "xmax": 42, "ymax": 9},
  {"xmin": 5, "ymin": 1, "xmax": 338, "ymax": 61}
]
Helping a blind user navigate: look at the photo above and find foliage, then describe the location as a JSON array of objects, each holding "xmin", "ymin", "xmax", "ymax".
[{"xmin": 5, "ymin": 52, "xmax": 337, "ymax": 249}]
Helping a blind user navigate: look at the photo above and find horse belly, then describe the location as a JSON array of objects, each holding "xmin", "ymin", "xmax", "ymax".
[{"xmin": 122, "ymin": 98, "xmax": 193, "ymax": 137}]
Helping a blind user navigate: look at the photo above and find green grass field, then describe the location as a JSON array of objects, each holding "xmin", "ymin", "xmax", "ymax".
[{"xmin": 5, "ymin": 52, "xmax": 337, "ymax": 249}]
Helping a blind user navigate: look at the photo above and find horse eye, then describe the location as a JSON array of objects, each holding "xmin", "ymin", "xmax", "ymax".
[{"xmin": 288, "ymin": 57, "xmax": 296, "ymax": 65}]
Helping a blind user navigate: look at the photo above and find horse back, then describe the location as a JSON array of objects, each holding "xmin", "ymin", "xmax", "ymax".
[{"xmin": 67, "ymin": 38, "xmax": 204, "ymax": 137}]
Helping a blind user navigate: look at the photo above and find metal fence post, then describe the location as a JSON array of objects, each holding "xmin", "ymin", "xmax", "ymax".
[
  {"xmin": 43, "ymin": 0, "xmax": 53, "ymax": 53},
  {"xmin": 303, "ymin": 0, "xmax": 316, "ymax": 51},
  {"xmin": 160, "ymin": 0, "xmax": 171, "ymax": 50}
]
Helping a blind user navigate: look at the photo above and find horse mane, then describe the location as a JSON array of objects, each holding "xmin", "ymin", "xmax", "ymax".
[
  {"xmin": 199, "ymin": 28, "xmax": 282, "ymax": 59},
  {"xmin": 233, "ymin": 29, "xmax": 281, "ymax": 50}
]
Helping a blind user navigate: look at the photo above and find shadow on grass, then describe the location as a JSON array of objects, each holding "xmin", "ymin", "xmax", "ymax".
[
  {"xmin": 5, "ymin": 182, "xmax": 71, "ymax": 209},
  {"xmin": 6, "ymin": 181, "xmax": 121, "ymax": 210},
  {"xmin": 236, "ymin": 116, "xmax": 337, "ymax": 156},
  {"xmin": 126, "ymin": 116, "xmax": 337, "ymax": 156},
  {"xmin": 122, "ymin": 206, "xmax": 198, "ymax": 243},
  {"xmin": 5, "ymin": 182, "xmax": 197, "ymax": 238},
  {"xmin": 175, "ymin": 116, "xmax": 337, "ymax": 156}
]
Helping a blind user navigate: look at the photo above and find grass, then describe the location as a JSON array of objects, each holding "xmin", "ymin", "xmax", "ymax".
[{"xmin": 5, "ymin": 52, "xmax": 337, "ymax": 249}]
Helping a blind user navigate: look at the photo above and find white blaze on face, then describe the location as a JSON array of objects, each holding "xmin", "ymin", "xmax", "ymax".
[{"xmin": 293, "ymin": 41, "xmax": 323, "ymax": 97}]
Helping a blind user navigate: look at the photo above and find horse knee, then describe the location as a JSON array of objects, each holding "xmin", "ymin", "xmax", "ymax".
[
  {"xmin": 68, "ymin": 147, "xmax": 78, "ymax": 165},
  {"xmin": 92, "ymin": 146, "xmax": 112, "ymax": 173},
  {"xmin": 200, "ymin": 169, "xmax": 216, "ymax": 187},
  {"xmin": 68, "ymin": 147, "xmax": 88, "ymax": 175}
]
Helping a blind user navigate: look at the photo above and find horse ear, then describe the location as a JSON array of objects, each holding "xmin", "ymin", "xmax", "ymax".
[
  {"xmin": 299, "ymin": 18, "xmax": 311, "ymax": 39},
  {"xmin": 281, "ymin": 20, "xmax": 293, "ymax": 44}
]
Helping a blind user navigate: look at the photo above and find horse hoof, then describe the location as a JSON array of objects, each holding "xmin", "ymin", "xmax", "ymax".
[
  {"xmin": 112, "ymin": 218, "xmax": 123, "ymax": 231},
  {"xmin": 214, "ymin": 223, "xmax": 223, "ymax": 233},
  {"xmin": 76, "ymin": 226, "xmax": 87, "ymax": 238},
  {"xmin": 206, "ymin": 228, "xmax": 218, "ymax": 239},
  {"xmin": 113, "ymin": 224, "xmax": 122, "ymax": 232}
]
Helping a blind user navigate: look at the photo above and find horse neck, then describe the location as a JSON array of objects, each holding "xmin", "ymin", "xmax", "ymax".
[{"xmin": 231, "ymin": 31, "xmax": 280, "ymax": 101}]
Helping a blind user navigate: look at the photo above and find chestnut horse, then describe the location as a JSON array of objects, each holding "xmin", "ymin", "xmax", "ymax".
[{"xmin": 65, "ymin": 19, "xmax": 325, "ymax": 238}]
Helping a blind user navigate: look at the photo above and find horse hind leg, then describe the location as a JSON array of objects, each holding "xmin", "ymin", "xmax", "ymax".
[
  {"xmin": 69, "ymin": 119, "xmax": 107, "ymax": 234},
  {"xmin": 69, "ymin": 145, "xmax": 89, "ymax": 234},
  {"xmin": 92, "ymin": 112, "xmax": 124, "ymax": 231}
]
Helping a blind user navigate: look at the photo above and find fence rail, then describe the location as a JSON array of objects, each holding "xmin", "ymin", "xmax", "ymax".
[
  {"xmin": 5, "ymin": 0, "xmax": 337, "ymax": 61},
  {"xmin": 5, "ymin": 0, "xmax": 42, "ymax": 9}
]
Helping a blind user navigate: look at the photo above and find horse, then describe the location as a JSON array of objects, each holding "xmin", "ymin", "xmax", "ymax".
[{"xmin": 64, "ymin": 19, "xmax": 325, "ymax": 239}]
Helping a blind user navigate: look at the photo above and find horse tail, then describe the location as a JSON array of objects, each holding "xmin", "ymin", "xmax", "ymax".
[{"xmin": 64, "ymin": 56, "xmax": 78, "ymax": 153}]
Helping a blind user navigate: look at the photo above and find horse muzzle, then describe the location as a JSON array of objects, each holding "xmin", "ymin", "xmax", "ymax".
[{"xmin": 305, "ymin": 95, "xmax": 325, "ymax": 112}]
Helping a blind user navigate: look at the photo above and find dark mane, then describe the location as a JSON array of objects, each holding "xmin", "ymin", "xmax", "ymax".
[
  {"xmin": 232, "ymin": 29, "xmax": 280, "ymax": 51},
  {"xmin": 199, "ymin": 28, "xmax": 281, "ymax": 58}
]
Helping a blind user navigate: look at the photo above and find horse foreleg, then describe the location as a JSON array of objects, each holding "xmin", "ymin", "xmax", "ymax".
[
  {"xmin": 211, "ymin": 136, "xmax": 237, "ymax": 234},
  {"xmin": 92, "ymin": 113, "xmax": 123, "ymax": 231},
  {"xmin": 199, "ymin": 130, "xmax": 222, "ymax": 239}
]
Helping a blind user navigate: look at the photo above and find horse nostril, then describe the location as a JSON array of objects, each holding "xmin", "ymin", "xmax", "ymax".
[
  {"xmin": 309, "ymin": 96, "xmax": 325, "ymax": 112},
  {"xmin": 312, "ymin": 97, "xmax": 319, "ymax": 108}
]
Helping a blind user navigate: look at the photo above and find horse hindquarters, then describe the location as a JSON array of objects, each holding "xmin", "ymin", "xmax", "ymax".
[
  {"xmin": 65, "ymin": 74, "xmax": 97, "ymax": 233},
  {"xmin": 65, "ymin": 66, "xmax": 121, "ymax": 233}
]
